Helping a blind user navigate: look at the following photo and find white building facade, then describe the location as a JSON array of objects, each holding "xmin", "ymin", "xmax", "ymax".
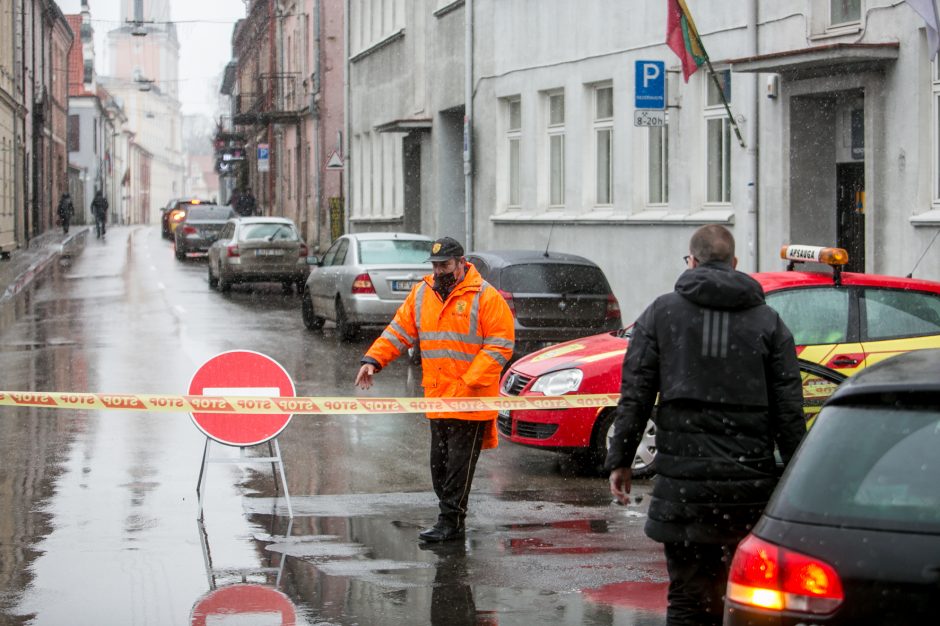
[{"xmin": 348, "ymin": 0, "xmax": 940, "ymax": 323}]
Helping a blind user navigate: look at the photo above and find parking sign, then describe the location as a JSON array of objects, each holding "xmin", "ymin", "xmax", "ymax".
[{"xmin": 635, "ymin": 60, "xmax": 665, "ymax": 110}]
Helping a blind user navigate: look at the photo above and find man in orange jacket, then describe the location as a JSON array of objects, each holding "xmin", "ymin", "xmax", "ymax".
[{"xmin": 355, "ymin": 236, "xmax": 515, "ymax": 542}]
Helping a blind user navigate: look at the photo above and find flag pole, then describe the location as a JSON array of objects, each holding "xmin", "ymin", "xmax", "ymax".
[{"xmin": 685, "ymin": 11, "xmax": 747, "ymax": 148}]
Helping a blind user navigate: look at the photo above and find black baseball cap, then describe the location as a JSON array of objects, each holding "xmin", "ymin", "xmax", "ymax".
[{"xmin": 427, "ymin": 236, "xmax": 464, "ymax": 261}]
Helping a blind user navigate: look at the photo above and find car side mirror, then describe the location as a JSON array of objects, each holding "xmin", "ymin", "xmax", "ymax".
[{"xmin": 307, "ymin": 255, "xmax": 321, "ymax": 266}]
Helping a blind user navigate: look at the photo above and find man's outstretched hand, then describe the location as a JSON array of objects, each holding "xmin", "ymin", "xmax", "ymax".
[{"xmin": 355, "ymin": 363, "xmax": 376, "ymax": 390}]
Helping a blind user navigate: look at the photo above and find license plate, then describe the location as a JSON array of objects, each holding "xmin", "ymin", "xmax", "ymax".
[
  {"xmin": 255, "ymin": 249, "xmax": 284, "ymax": 257},
  {"xmin": 392, "ymin": 280, "xmax": 418, "ymax": 291}
]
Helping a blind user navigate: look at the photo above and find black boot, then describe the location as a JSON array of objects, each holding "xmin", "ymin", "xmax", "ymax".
[{"xmin": 418, "ymin": 524, "xmax": 465, "ymax": 543}]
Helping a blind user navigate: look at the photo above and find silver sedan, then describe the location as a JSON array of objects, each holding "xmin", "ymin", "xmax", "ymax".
[
  {"xmin": 302, "ymin": 233, "xmax": 433, "ymax": 340},
  {"xmin": 207, "ymin": 217, "xmax": 310, "ymax": 293}
]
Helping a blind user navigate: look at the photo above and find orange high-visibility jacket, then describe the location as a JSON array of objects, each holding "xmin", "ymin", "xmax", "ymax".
[{"xmin": 364, "ymin": 263, "xmax": 515, "ymax": 448}]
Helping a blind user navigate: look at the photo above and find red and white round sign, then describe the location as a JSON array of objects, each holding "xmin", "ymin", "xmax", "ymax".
[
  {"xmin": 188, "ymin": 350, "xmax": 295, "ymax": 446},
  {"xmin": 190, "ymin": 583, "xmax": 296, "ymax": 626}
]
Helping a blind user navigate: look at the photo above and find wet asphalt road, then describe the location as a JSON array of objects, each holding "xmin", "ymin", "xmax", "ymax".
[{"xmin": 0, "ymin": 226, "xmax": 668, "ymax": 626}]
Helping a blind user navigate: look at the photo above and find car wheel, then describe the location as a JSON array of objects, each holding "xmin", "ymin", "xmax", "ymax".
[
  {"xmin": 218, "ymin": 268, "xmax": 232, "ymax": 293},
  {"xmin": 590, "ymin": 409, "xmax": 657, "ymax": 479},
  {"xmin": 207, "ymin": 263, "xmax": 218, "ymax": 289},
  {"xmin": 335, "ymin": 298, "xmax": 358, "ymax": 341},
  {"xmin": 302, "ymin": 292, "xmax": 325, "ymax": 331},
  {"xmin": 175, "ymin": 244, "xmax": 185, "ymax": 261}
]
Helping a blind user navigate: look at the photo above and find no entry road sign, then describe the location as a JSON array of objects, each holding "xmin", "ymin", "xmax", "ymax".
[
  {"xmin": 188, "ymin": 350, "xmax": 295, "ymax": 446},
  {"xmin": 190, "ymin": 584, "xmax": 297, "ymax": 626}
]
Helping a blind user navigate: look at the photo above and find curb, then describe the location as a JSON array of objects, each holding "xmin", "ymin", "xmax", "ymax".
[{"xmin": 0, "ymin": 228, "xmax": 89, "ymax": 306}]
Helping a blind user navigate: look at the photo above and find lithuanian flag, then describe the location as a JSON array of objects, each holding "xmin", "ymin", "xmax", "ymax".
[{"xmin": 667, "ymin": 0, "xmax": 707, "ymax": 82}]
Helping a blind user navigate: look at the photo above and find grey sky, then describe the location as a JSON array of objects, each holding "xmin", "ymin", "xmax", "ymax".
[{"xmin": 59, "ymin": 0, "xmax": 246, "ymax": 118}]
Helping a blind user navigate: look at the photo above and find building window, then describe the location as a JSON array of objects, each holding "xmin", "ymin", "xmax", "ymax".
[
  {"xmin": 351, "ymin": 131, "xmax": 404, "ymax": 219},
  {"xmin": 68, "ymin": 115, "xmax": 80, "ymax": 152},
  {"xmin": 648, "ymin": 124, "xmax": 668, "ymax": 205},
  {"xmin": 593, "ymin": 85, "xmax": 614, "ymax": 206},
  {"xmin": 705, "ymin": 71, "xmax": 731, "ymax": 204},
  {"xmin": 352, "ymin": 0, "xmax": 404, "ymax": 53},
  {"xmin": 546, "ymin": 91, "xmax": 565, "ymax": 207},
  {"xmin": 506, "ymin": 97, "xmax": 521, "ymax": 208},
  {"xmin": 830, "ymin": 0, "xmax": 861, "ymax": 26}
]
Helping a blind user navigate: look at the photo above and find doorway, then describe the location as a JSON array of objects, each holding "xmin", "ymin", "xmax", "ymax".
[{"xmin": 836, "ymin": 162, "xmax": 865, "ymax": 272}]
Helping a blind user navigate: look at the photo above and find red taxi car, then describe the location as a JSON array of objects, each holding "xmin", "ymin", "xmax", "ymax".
[{"xmin": 498, "ymin": 245, "xmax": 940, "ymax": 474}]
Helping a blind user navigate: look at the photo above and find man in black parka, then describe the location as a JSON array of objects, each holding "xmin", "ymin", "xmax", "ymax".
[{"xmin": 606, "ymin": 225, "xmax": 805, "ymax": 626}]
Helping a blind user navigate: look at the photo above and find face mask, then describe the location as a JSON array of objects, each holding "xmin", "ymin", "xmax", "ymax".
[{"xmin": 433, "ymin": 271, "xmax": 457, "ymax": 293}]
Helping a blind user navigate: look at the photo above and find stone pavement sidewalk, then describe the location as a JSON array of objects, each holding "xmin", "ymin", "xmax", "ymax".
[{"xmin": 0, "ymin": 227, "xmax": 89, "ymax": 320}]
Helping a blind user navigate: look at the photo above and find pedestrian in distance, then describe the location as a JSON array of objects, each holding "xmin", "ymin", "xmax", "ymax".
[
  {"xmin": 91, "ymin": 190, "xmax": 109, "ymax": 239},
  {"xmin": 235, "ymin": 186, "xmax": 257, "ymax": 217},
  {"xmin": 57, "ymin": 192, "xmax": 74, "ymax": 234},
  {"xmin": 606, "ymin": 224, "xmax": 805, "ymax": 626},
  {"xmin": 355, "ymin": 236, "xmax": 515, "ymax": 543}
]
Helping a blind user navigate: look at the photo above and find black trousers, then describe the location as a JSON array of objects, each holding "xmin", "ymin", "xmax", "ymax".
[
  {"xmin": 428, "ymin": 419, "xmax": 485, "ymax": 529},
  {"xmin": 663, "ymin": 541, "xmax": 735, "ymax": 626}
]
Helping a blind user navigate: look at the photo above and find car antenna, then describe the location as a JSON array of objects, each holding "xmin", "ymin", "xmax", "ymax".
[
  {"xmin": 907, "ymin": 229, "xmax": 940, "ymax": 278},
  {"xmin": 543, "ymin": 222, "xmax": 555, "ymax": 258}
]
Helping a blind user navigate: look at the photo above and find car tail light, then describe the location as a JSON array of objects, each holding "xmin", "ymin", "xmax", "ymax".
[
  {"xmin": 352, "ymin": 273, "xmax": 375, "ymax": 295},
  {"xmin": 498, "ymin": 289, "xmax": 516, "ymax": 316},
  {"xmin": 727, "ymin": 535, "xmax": 843, "ymax": 615},
  {"xmin": 605, "ymin": 294, "xmax": 621, "ymax": 321},
  {"xmin": 226, "ymin": 244, "xmax": 240, "ymax": 258},
  {"xmin": 181, "ymin": 225, "xmax": 198, "ymax": 235},
  {"xmin": 171, "ymin": 211, "xmax": 185, "ymax": 223},
  {"xmin": 299, "ymin": 243, "xmax": 309, "ymax": 258}
]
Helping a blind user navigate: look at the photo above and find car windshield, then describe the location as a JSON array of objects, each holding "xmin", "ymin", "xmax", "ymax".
[
  {"xmin": 185, "ymin": 206, "xmax": 231, "ymax": 220},
  {"xmin": 501, "ymin": 263, "xmax": 610, "ymax": 295},
  {"xmin": 358, "ymin": 239, "xmax": 432, "ymax": 264},
  {"xmin": 239, "ymin": 223, "xmax": 298, "ymax": 242},
  {"xmin": 767, "ymin": 405, "xmax": 940, "ymax": 533}
]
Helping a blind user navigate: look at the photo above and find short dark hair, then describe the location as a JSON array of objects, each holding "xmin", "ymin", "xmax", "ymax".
[{"xmin": 689, "ymin": 225, "xmax": 735, "ymax": 264}]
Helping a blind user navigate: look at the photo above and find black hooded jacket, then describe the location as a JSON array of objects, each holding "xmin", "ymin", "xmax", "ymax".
[{"xmin": 605, "ymin": 262, "xmax": 805, "ymax": 544}]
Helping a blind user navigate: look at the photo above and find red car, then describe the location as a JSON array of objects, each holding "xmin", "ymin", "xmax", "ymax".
[{"xmin": 498, "ymin": 245, "xmax": 940, "ymax": 475}]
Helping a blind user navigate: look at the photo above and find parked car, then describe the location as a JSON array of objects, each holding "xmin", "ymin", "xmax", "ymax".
[
  {"xmin": 497, "ymin": 245, "xmax": 940, "ymax": 475},
  {"xmin": 207, "ymin": 217, "xmax": 309, "ymax": 293},
  {"xmin": 173, "ymin": 204, "xmax": 237, "ymax": 260},
  {"xmin": 302, "ymin": 233, "xmax": 433, "ymax": 340},
  {"xmin": 464, "ymin": 250, "xmax": 622, "ymax": 357},
  {"xmin": 162, "ymin": 198, "xmax": 213, "ymax": 239},
  {"xmin": 724, "ymin": 348, "xmax": 940, "ymax": 625}
]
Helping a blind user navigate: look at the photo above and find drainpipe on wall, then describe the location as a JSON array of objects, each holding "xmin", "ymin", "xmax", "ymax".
[
  {"xmin": 745, "ymin": 0, "xmax": 760, "ymax": 270},
  {"xmin": 463, "ymin": 0, "xmax": 474, "ymax": 251},
  {"xmin": 343, "ymin": 0, "xmax": 350, "ymax": 235},
  {"xmin": 313, "ymin": 0, "xmax": 323, "ymax": 250}
]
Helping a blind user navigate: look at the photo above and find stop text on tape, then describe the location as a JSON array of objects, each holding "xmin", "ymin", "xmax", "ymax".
[{"xmin": 0, "ymin": 391, "xmax": 620, "ymax": 415}]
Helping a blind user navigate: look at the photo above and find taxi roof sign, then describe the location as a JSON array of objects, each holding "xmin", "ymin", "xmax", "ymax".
[
  {"xmin": 780, "ymin": 245, "xmax": 849, "ymax": 267},
  {"xmin": 780, "ymin": 244, "xmax": 849, "ymax": 286}
]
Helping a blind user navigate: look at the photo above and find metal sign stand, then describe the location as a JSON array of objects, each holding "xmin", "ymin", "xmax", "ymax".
[
  {"xmin": 196, "ymin": 436, "xmax": 294, "ymax": 519},
  {"xmin": 197, "ymin": 516, "xmax": 293, "ymax": 590}
]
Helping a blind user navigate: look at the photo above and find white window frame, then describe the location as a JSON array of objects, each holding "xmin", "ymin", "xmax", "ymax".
[
  {"xmin": 352, "ymin": 0, "xmax": 405, "ymax": 55},
  {"xmin": 704, "ymin": 70, "xmax": 732, "ymax": 205},
  {"xmin": 545, "ymin": 90, "xmax": 566, "ymax": 209},
  {"xmin": 648, "ymin": 120, "xmax": 669, "ymax": 206},
  {"xmin": 829, "ymin": 0, "xmax": 862, "ymax": 28},
  {"xmin": 592, "ymin": 83, "xmax": 614, "ymax": 207},
  {"xmin": 505, "ymin": 97, "xmax": 522, "ymax": 210},
  {"xmin": 808, "ymin": 0, "xmax": 865, "ymax": 38}
]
